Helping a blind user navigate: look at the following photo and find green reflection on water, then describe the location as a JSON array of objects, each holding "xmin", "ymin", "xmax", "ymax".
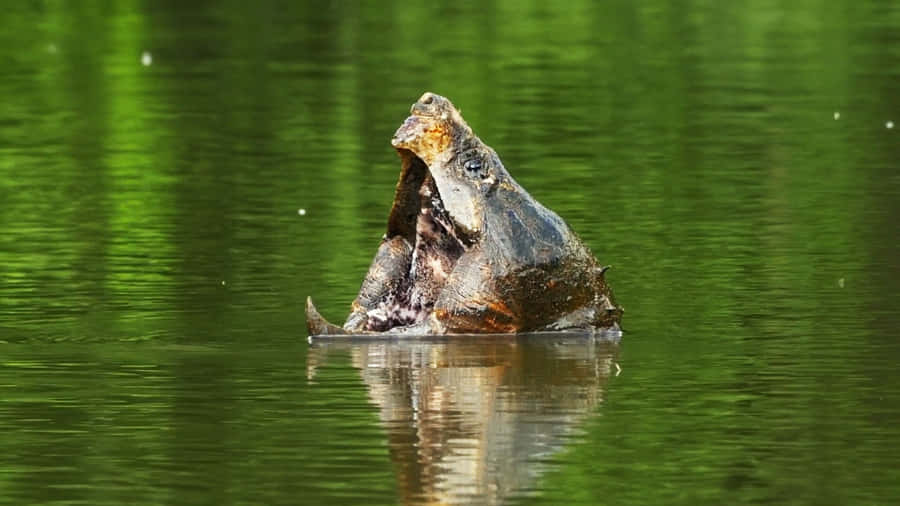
[{"xmin": 0, "ymin": 0, "xmax": 898, "ymax": 504}]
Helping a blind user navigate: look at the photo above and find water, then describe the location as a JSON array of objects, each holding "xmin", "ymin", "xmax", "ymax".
[{"xmin": 1, "ymin": 1, "xmax": 899, "ymax": 504}]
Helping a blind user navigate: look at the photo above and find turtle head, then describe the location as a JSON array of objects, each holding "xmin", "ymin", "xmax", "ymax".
[{"xmin": 391, "ymin": 92, "xmax": 503, "ymax": 237}]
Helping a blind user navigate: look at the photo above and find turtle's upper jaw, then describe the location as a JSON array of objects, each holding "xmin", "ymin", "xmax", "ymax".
[
  {"xmin": 391, "ymin": 113, "xmax": 451, "ymax": 167},
  {"xmin": 391, "ymin": 92, "xmax": 473, "ymax": 162},
  {"xmin": 391, "ymin": 93, "xmax": 485, "ymax": 237},
  {"xmin": 390, "ymin": 115, "xmax": 440, "ymax": 161}
]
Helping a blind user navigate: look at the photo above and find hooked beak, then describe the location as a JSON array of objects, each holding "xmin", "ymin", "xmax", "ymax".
[{"xmin": 391, "ymin": 116, "xmax": 425, "ymax": 151}]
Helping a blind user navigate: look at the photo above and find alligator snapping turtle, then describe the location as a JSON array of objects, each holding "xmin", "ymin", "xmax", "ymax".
[{"xmin": 306, "ymin": 92, "xmax": 622, "ymax": 336}]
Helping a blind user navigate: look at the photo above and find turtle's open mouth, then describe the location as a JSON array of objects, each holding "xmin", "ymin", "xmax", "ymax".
[{"xmin": 364, "ymin": 150, "xmax": 470, "ymax": 331}]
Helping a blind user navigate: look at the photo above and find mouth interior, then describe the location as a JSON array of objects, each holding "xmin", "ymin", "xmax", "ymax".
[{"xmin": 365, "ymin": 150, "xmax": 468, "ymax": 331}]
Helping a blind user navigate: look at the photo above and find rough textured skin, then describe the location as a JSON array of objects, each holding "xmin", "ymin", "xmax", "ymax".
[{"xmin": 306, "ymin": 92, "xmax": 622, "ymax": 336}]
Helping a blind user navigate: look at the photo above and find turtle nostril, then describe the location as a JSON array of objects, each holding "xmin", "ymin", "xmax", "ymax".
[{"xmin": 422, "ymin": 94, "xmax": 434, "ymax": 105}]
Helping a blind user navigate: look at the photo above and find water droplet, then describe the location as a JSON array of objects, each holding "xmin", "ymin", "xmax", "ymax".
[
  {"xmin": 887, "ymin": 121, "xmax": 894, "ymax": 129},
  {"xmin": 46, "ymin": 43, "xmax": 58, "ymax": 54},
  {"xmin": 838, "ymin": 277, "xmax": 845, "ymax": 288},
  {"xmin": 141, "ymin": 51, "xmax": 152, "ymax": 66},
  {"xmin": 221, "ymin": 280, "xmax": 226, "ymax": 286},
  {"xmin": 833, "ymin": 111, "xmax": 840, "ymax": 120},
  {"xmin": 298, "ymin": 208, "xmax": 306, "ymax": 216}
]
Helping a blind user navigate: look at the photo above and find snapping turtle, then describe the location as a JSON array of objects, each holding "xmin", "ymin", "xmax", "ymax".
[{"xmin": 306, "ymin": 92, "xmax": 622, "ymax": 336}]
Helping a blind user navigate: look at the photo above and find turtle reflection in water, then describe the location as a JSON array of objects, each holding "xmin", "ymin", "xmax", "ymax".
[
  {"xmin": 307, "ymin": 92, "xmax": 622, "ymax": 336},
  {"xmin": 306, "ymin": 336, "xmax": 619, "ymax": 503}
]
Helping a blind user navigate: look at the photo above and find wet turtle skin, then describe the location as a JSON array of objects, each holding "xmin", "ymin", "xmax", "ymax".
[{"xmin": 307, "ymin": 92, "xmax": 622, "ymax": 336}]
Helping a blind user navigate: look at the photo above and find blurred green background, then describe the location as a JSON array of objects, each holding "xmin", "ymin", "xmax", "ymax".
[{"xmin": 0, "ymin": 1, "xmax": 898, "ymax": 504}]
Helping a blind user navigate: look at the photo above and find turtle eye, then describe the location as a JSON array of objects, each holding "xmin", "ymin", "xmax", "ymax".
[{"xmin": 464, "ymin": 158, "xmax": 482, "ymax": 173}]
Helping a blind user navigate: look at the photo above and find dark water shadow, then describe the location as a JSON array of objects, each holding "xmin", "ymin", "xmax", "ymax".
[{"xmin": 308, "ymin": 333, "xmax": 620, "ymax": 504}]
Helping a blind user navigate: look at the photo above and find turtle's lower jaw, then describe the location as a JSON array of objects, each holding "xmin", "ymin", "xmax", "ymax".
[
  {"xmin": 307, "ymin": 144, "xmax": 467, "ymax": 335},
  {"xmin": 364, "ymin": 158, "xmax": 467, "ymax": 331}
]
